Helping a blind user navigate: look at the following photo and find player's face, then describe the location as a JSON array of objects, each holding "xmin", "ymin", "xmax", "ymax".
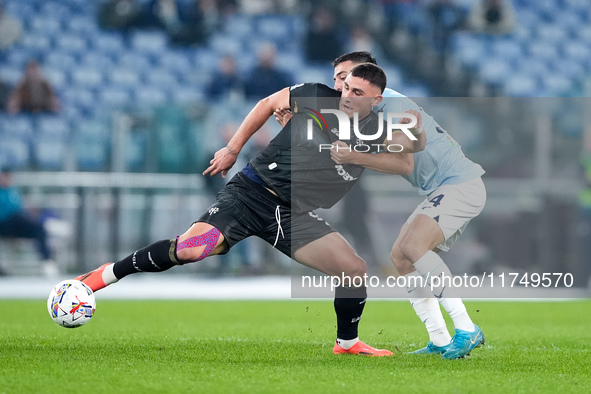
[
  {"xmin": 333, "ymin": 60, "xmax": 355, "ymax": 91},
  {"xmin": 339, "ymin": 74, "xmax": 383, "ymax": 119}
]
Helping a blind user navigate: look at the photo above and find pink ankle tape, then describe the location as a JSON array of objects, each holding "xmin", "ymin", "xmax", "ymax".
[{"xmin": 176, "ymin": 228, "xmax": 221, "ymax": 262}]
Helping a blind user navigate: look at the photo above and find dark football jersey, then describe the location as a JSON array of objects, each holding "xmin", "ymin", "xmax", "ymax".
[{"xmin": 249, "ymin": 83, "xmax": 384, "ymax": 213}]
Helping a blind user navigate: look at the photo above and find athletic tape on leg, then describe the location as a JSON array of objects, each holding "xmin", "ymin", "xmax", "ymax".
[{"xmin": 176, "ymin": 227, "xmax": 221, "ymax": 262}]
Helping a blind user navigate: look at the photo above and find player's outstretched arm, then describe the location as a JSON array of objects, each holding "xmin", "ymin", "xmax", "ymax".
[
  {"xmin": 330, "ymin": 141, "xmax": 414, "ymax": 176},
  {"xmin": 203, "ymin": 87, "xmax": 290, "ymax": 177},
  {"xmin": 396, "ymin": 109, "xmax": 426, "ymax": 153}
]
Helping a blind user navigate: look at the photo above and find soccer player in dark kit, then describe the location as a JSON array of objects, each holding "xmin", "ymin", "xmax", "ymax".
[{"xmin": 76, "ymin": 63, "xmax": 425, "ymax": 356}]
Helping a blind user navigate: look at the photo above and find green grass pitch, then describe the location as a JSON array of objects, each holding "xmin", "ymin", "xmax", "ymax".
[{"xmin": 1, "ymin": 299, "xmax": 590, "ymax": 393}]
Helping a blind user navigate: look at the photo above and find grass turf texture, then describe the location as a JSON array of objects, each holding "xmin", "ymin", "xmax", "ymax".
[{"xmin": 1, "ymin": 300, "xmax": 590, "ymax": 393}]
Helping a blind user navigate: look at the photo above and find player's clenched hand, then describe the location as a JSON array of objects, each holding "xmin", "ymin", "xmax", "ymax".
[
  {"xmin": 330, "ymin": 140, "xmax": 358, "ymax": 165},
  {"xmin": 273, "ymin": 107, "xmax": 292, "ymax": 128},
  {"xmin": 203, "ymin": 146, "xmax": 238, "ymax": 178},
  {"xmin": 401, "ymin": 109, "xmax": 423, "ymax": 135}
]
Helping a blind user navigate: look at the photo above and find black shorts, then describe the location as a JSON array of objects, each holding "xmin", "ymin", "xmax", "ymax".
[{"xmin": 196, "ymin": 172, "xmax": 336, "ymax": 257}]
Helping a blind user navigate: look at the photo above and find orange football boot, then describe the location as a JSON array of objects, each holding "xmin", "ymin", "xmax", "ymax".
[
  {"xmin": 75, "ymin": 263, "xmax": 113, "ymax": 292},
  {"xmin": 332, "ymin": 340, "xmax": 394, "ymax": 357}
]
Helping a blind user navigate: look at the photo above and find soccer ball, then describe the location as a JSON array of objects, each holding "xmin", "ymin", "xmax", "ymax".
[{"xmin": 47, "ymin": 280, "xmax": 96, "ymax": 328}]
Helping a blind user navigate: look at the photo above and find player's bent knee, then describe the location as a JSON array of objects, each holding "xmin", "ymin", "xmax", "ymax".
[{"xmin": 176, "ymin": 227, "xmax": 222, "ymax": 263}]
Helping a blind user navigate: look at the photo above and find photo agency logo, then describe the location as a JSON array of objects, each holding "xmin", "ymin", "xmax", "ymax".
[{"xmin": 304, "ymin": 108, "xmax": 419, "ymax": 153}]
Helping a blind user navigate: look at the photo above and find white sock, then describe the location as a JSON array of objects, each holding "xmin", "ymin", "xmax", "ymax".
[
  {"xmin": 404, "ymin": 272, "xmax": 451, "ymax": 347},
  {"xmin": 102, "ymin": 263, "xmax": 119, "ymax": 286},
  {"xmin": 336, "ymin": 337, "xmax": 359, "ymax": 349},
  {"xmin": 413, "ymin": 251, "xmax": 452, "ymax": 299},
  {"xmin": 439, "ymin": 298, "xmax": 475, "ymax": 332},
  {"xmin": 413, "ymin": 252, "xmax": 475, "ymax": 332}
]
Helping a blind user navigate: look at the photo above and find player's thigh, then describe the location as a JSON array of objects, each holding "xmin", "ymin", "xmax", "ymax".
[
  {"xmin": 390, "ymin": 222, "xmax": 416, "ymax": 275},
  {"xmin": 294, "ymin": 232, "xmax": 367, "ymax": 277}
]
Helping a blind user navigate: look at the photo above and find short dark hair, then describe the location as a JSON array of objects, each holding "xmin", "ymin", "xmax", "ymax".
[
  {"xmin": 349, "ymin": 63, "xmax": 387, "ymax": 93},
  {"xmin": 331, "ymin": 51, "xmax": 377, "ymax": 68}
]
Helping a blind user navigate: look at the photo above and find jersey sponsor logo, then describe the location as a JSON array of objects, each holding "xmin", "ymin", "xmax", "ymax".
[{"xmin": 334, "ymin": 164, "xmax": 357, "ymax": 181}]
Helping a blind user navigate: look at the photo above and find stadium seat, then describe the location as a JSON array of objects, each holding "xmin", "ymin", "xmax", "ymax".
[
  {"xmin": 19, "ymin": 33, "xmax": 51, "ymax": 52},
  {"xmin": 134, "ymin": 87, "xmax": 169, "ymax": 107},
  {"xmin": 0, "ymin": 67, "xmax": 23, "ymax": 85},
  {"xmin": 100, "ymin": 86, "xmax": 132, "ymax": 108},
  {"xmin": 44, "ymin": 69, "xmax": 67, "ymax": 90},
  {"xmin": 44, "ymin": 52, "xmax": 78, "ymax": 72},
  {"xmin": 0, "ymin": 137, "xmax": 30, "ymax": 169},
  {"xmin": 71, "ymin": 68, "xmax": 104, "ymax": 88},
  {"xmin": 30, "ymin": 17, "xmax": 61, "ymax": 34},
  {"xmin": 477, "ymin": 59, "xmax": 511, "ymax": 86},
  {"xmin": 66, "ymin": 16, "xmax": 99, "ymax": 34},
  {"xmin": 144, "ymin": 69, "xmax": 178, "ymax": 87},
  {"xmin": 74, "ymin": 121, "xmax": 110, "ymax": 171},
  {"xmin": 37, "ymin": 116, "xmax": 70, "ymax": 139},
  {"xmin": 131, "ymin": 31, "xmax": 168, "ymax": 54},
  {"xmin": 109, "ymin": 68, "xmax": 141, "ymax": 86},
  {"xmin": 543, "ymin": 75, "xmax": 574, "ymax": 96},
  {"xmin": 503, "ymin": 74, "xmax": 540, "ymax": 97},
  {"xmin": 55, "ymin": 35, "xmax": 88, "ymax": 54},
  {"xmin": 171, "ymin": 87, "xmax": 204, "ymax": 105},
  {"xmin": 34, "ymin": 137, "xmax": 66, "ymax": 170},
  {"xmin": 92, "ymin": 33, "xmax": 126, "ymax": 53}
]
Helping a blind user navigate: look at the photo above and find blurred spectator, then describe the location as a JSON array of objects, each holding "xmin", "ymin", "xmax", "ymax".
[
  {"xmin": 7, "ymin": 61, "xmax": 60, "ymax": 115},
  {"xmin": 98, "ymin": 0, "xmax": 143, "ymax": 30},
  {"xmin": 346, "ymin": 26, "xmax": 385, "ymax": 62},
  {"xmin": 428, "ymin": 0, "xmax": 465, "ymax": 53},
  {"xmin": 0, "ymin": 77, "xmax": 11, "ymax": 111},
  {"xmin": 467, "ymin": 0, "xmax": 516, "ymax": 35},
  {"xmin": 206, "ymin": 55, "xmax": 244, "ymax": 101},
  {"xmin": 145, "ymin": 0, "xmax": 182, "ymax": 31},
  {"xmin": 245, "ymin": 42, "xmax": 293, "ymax": 100},
  {"xmin": 0, "ymin": 1, "xmax": 22, "ymax": 50},
  {"xmin": 304, "ymin": 6, "xmax": 344, "ymax": 63},
  {"xmin": 0, "ymin": 167, "xmax": 58, "ymax": 276}
]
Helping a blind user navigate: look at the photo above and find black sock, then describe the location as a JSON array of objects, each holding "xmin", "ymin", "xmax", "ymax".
[
  {"xmin": 334, "ymin": 286, "xmax": 367, "ymax": 340},
  {"xmin": 113, "ymin": 239, "xmax": 179, "ymax": 279}
]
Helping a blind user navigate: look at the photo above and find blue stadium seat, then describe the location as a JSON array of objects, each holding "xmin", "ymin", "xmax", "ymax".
[
  {"xmin": 131, "ymin": 31, "xmax": 168, "ymax": 54},
  {"xmin": 109, "ymin": 68, "xmax": 141, "ymax": 87},
  {"xmin": 29, "ymin": 17, "xmax": 62, "ymax": 34},
  {"xmin": 74, "ymin": 121, "xmax": 110, "ymax": 171},
  {"xmin": 34, "ymin": 138, "xmax": 66, "ymax": 170},
  {"xmin": 44, "ymin": 68, "xmax": 67, "ymax": 90},
  {"xmin": 157, "ymin": 52, "xmax": 193, "ymax": 76},
  {"xmin": 19, "ymin": 33, "xmax": 51, "ymax": 53},
  {"xmin": 37, "ymin": 116, "xmax": 70, "ymax": 139},
  {"xmin": 171, "ymin": 87, "xmax": 204, "ymax": 105},
  {"xmin": 0, "ymin": 67, "xmax": 22, "ymax": 85},
  {"xmin": 0, "ymin": 137, "xmax": 30, "ymax": 170},
  {"xmin": 208, "ymin": 33, "xmax": 242, "ymax": 56},
  {"xmin": 477, "ymin": 59, "xmax": 511, "ymax": 86},
  {"xmin": 117, "ymin": 53, "xmax": 153, "ymax": 72},
  {"xmin": 92, "ymin": 33, "xmax": 126, "ymax": 53},
  {"xmin": 79, "ymin": 53, "xmax": 115, "ymax": 71},
  {"xmin": 54, "ymin": 35, "xmax": 88, "ymax": 54},
  {"xmin": 144, "ymin": 69, "xmax": 178, "ymax": 87},
  {"xmin": 100, "ymin": 86, "xmax": 132, "ymax": 108},
  {"xmin": 543, "ymin": 75, "xmax": 574, "ymax": 96},
  {"xmin": 71, "ymin": 68, "xmax": 104, "ymax": 88},
  {"xmin": 134, "ymin": 87, "xmax": 168, "ymax": 107},
  {"xmin": 0, "ymin": 116, "xmax": 34, "ymax": 141},
  {"xmin": 503, "ymin": 74, "xmax": 540, "ymax": 97},
  {"xmin": 61, "ymin": 88, "xmax": 96, "ymax": 114},
  {"xmin": 44, "ymin": 52, "xmax": 78, "ymax": 72},
  {"xmin": 66, "ymin": 16, "xmax": 99, "ymax": 34}
]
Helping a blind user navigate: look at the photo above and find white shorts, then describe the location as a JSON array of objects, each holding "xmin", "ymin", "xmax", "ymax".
[{"xmin": 406, "ymin": 177, "xmax": 486, "ymax": 252}]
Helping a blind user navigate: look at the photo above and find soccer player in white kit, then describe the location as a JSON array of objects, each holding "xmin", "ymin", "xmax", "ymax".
[{"xmin": 327, "ymin": 52, "xmax": 486, "ymax": 359}]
